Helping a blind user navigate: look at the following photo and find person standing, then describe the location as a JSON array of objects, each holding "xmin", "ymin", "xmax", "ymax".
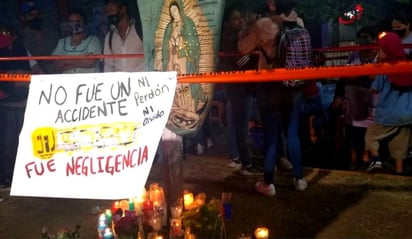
[
  {"xmin": 52, "ymin": 8, "xmax": 102, "ymax": 74},
  {"xmin": 364, "ymin": 32, "xmax": 412, "ymax": 175},
  {"xmin": 391, "ymin": 13, "xmax": 412, "ymax": 57},
  {"xmin": 21, "ymin": 1, "xmax": 59, "ymax": 74},
  {"xmin": 238, "ymin": 0, "xmax": 309, "ymax": 196},
  {"xmin": 342, "ymin": 26, "xmax": 379, "ymax": 170},
  {"xmin": 219, "ymin": 5, "xmax": 263, "ymax": 175},
  {"xmin": 0, "ymin": 23, "xmax": 40, "ymax": 197},
  {"xmin": 103, "ymin": 0, "xmax": 144, "ymax": 72}
]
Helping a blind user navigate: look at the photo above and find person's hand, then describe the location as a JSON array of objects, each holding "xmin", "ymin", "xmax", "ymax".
[
  {"xmin": 310, "ymin": 128, "xmax": 318, "ymax": 144},
  {"xmin": 55, "ymin": 60, "xmax": 75, "ymax": 72},
  {"xmin": 279, "ymin": 10, "xmax": 298, "ymax": 22}
]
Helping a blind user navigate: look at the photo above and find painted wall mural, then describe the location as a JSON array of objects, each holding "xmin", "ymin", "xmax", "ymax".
[{"xmin": 137, "ymin": 0, "xmax": 225, "ymax": 136}]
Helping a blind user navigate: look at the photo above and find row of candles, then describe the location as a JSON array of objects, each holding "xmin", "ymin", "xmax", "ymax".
[
  {"xmin": 96, "ymin": 182, "xmax": 269, "ymax": 239},
  {"xmin": 97, "ymin": 183, "xmax": 201, "ymax": 239},
  {"xmin": 97, "ymin": 183, "xmax": 167, "ymax": 239}
]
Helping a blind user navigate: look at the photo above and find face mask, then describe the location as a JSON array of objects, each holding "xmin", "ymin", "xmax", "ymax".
[
  {"xmin": 0, "ymin": 35, "xmax": 13, "ymax": 48},
  {"xmin": 28, "ymin": 17, "xmax": 43, "ymax": 30},
  {"xmin": 70, "ymin": 22, "xmax": 84, "ymax": 34},
  {"xmin": 107, "ymin": 13, "xmax": 121, "ymax": 26},
  {"xmin": 393, "ymin": 29, "xmax": 407, "ymax": 38}
]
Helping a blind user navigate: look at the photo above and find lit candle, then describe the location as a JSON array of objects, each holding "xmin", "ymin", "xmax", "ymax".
[
  {"xmin": 150, "ymin": 183, "xmax": 165, "ymax": 208},
  {"xmin": 194, "ymin": 193, "xmax": 206, "ymax": 207},
  {"xmin": 170, "ymin": 218, "xmax": 182, "ymax": 236},
  {"xmin": 170, "ymin": 202, "xmax": 183, "ymax": 218},
  {"xmin": 119, "ymin": 199, "xmax": 129, "ymax": 212},
  {"xmin": 134, "ymin": 193, "xmax": 145, "ymax": 215},
  {"xmin": 183, "ymin": 191, "xmax": 194, "ymax": 210},
  {"xmin": 144, "ymin": 200, "xmax": 154, "ymax": 211},
  {"xmin": 111, "ymin": 201, "xmax": 119, "ymax": 214},
  {"xmin": 150, "ymin": 214, "xmax": 162, "ymax": 232},
  {"xmin": 143, "ymin": 200, "xmax": 154, "ymax": 223},
  {"xmin": 254, "ymin": 227, "xmax": 269, "ymax": 239}
]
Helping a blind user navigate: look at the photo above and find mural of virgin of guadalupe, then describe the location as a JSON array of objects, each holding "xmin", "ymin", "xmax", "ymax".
[
  {"xmin": 162, "ymin": 1, "xmax": 200, "ymax": 74},
  {"xmin": 158, "ymin": 0, "xmax": 210, "ymax": 136}
]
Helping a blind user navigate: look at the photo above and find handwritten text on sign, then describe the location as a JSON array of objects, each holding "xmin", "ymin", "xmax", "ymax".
[{"xmin": 11, "ymin": 72, "xmax": 177, "ymax": 199}]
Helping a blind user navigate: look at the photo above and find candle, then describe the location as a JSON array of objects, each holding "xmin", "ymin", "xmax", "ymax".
[
  {"xmin": 129, "ymin": 198, "xmax": 135, "ymax": 211},
  {"xmin": 221, "ymin": 192, "xmax": 232, "ymax": 220},
  {"xmin": 144, "ymin": 200, "xmax": 154, "ymax": 210},
  {"xmin": 143, "ymin": 200, "xmax": 154, "ymax": 223},
  {"xmin": 104, "ymin": 209, "xmax": 112, "ymax": 224},
  {"xmin": 103, "ymin": 227, "xmax": 114, "ymax": 239},
  {"xmin": 134, "ymin": 193, "xmax": 145, "ymax": 215},
  {"xmin": 170, "ymin": 218, "xmax": 182, "ymax": 236},
  {"xmin": 97, "ymin": 220, "xmax": 107, "ymax": 238},
  {"xmin": 183, "ymin": 191, "xmax": 194, "ymax": 210},
  {"xmin": 99, "ymin": 213, "xmax": 107, "ymax": 223},
  {"xmin": 254, "ymin": 227, "xmax": 269, "ymax": 239},
  {"xmin": 149, "ymin": 214, "xmax": 162, "ymax": 232},
  {"xmin": 111, "ymin": 201, "xmax": 119, "ymax": 214},
  {"xmin": 194, "ymin": 193, "xmax": 206, "ymax": 207},
  {"xmin": 170, "ymin": 202, "xmax": 183, "ymax": 218},
  {"xmin": 119, "ymin": 199, "xmax": 129, "ymax": 212},
  {"xmin": 150, "ymin": 183, "xmax": 165, "ymax": 208}
]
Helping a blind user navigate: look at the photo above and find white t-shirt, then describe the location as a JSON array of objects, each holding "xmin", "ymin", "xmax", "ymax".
[
  {"xmin": 103, "ymin": 21, "xmax": 145, "ymax": 72},
  {"xmin": 402, "ymin": 32, "xmax": 412, "ymax": 56},
  {"xmin": 51, "ymin": 35, "xmax": 102, "ymax": 74}
]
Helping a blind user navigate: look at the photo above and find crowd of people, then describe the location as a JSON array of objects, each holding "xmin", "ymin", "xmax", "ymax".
[
  {"xmin": 0, "ymin": 0, "xmax": 411, "ymax": 203},
  {"xmin": 210, "ymin": 0, "xmax": 412, "ymax": 197}
]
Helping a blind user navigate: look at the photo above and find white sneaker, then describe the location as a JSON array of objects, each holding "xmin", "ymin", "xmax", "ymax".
[
  {"xmin": 366, "ymin": 160, "xmax": 383, "ymax": 172},
  {"xmin": 196, "ymin": 144, "xmax": 205, "ymax": 155},
  {"xmin": 206, "ymin": 138, "xmax": 214, "ymax": 148},
  {"xmin": 227, "ymin": 157, "xmax": 241, "ymax": 169},
  {"xmin": 294, "ymin": 178, "xmax": 308, "ymax": 191},
  {"xmin": 255, "ymin": 182, "xmax": 276, "ymax": 196},
  {"xmin": 278, "ymin": 156, "xmax": 293, "ymax": 171}
]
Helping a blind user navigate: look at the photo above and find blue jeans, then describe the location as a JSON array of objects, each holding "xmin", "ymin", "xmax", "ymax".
[
  {"xmin": 261, "ymin": 90, "xmax": 304, "ymax": 184},
  {"xmin": 194, "ymin": 113, "xmax": 211, "ymax": 146},
  {"xmin": 226, "ymin": 102, "xmax": 238, "ymax": 159},
  {"xmin": 225, "ymin": 84, "xmax": 254, "ymax": 166}
]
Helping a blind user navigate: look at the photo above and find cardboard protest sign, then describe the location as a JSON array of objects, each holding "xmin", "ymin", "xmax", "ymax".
[{"xmin": 10, "ymin": 71, "xmax": 177, "ymax": 199}]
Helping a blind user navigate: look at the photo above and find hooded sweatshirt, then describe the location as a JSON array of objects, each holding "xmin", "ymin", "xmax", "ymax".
[
  {"xmin": 378, "ymin": 32, "xmax": 412, "ymax": 89},
  {"xmin": 372, "ymin": 32, "xmax": 412, "ymax": 126}
]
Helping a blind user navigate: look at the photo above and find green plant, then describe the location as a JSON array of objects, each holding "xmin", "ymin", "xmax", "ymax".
[{"xmin": 182, "ymin": 198, "xmax": 222, "ymax": 237}]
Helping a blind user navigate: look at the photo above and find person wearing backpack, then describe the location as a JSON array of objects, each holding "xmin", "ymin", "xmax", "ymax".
[
  {"xmin": 103, "ymin": 0, "xmax": 144, "ymax": 72},
  {"xmin": 364, "ymin": 32, "xmax": 412, "ymax": 175},
  {"xmin": 238, "ymin": 0, "xmax": 309, "ymax": 196}
]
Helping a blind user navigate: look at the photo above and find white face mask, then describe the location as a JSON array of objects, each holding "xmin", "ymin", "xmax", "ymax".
[{"xmin": 69, "ymin": 22, "xmax": 84, "ymax": 34}]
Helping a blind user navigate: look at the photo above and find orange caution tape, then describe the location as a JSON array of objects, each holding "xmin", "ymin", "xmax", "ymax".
[
  {"xmin": 178, "ymin": 61, "xmax": 412, "ymax": 83},
  {"xmin": 1, "ymin": 61, "xmax": 412, "ymax": 83},
  {"xmin": 0, "ymin": 73, "xmax": 31, "ymax": 82}
]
